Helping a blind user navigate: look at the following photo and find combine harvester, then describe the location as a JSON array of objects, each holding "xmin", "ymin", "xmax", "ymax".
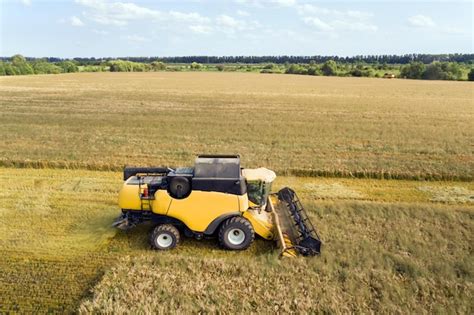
[{"xmin": 113, "ymin": 155, "xmax": 321, "ymax": 257}]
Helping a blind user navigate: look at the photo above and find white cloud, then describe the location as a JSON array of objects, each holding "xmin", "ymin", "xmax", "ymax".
[
  {"xmin": 298, "ymin": 4, "xmax": 377, "ymax": 33},
  {"xmin": 169, "ymin": 11, "xmax": 210, "ymax": 24},
  {"xmin": 122, "ymin": 34, "xmax": 150, "ymax": 42},
  {"xmin": 303, "ymin": 17, "xmax": 333, "ymax": 31},
  {"xmin": 215, "ymin": 14, "xmax": 260, "ymax": 34},
  {"xmin": 441, "ymin": 26, "xmax": 466, "ymax": 34},
  {"xmin": 270, "ymin": 0, "xmax": 296, "ymax": 6},
  {"xmin": 75, "ymin": 1, "xmax": 263, "ymax": 38},
  {"xmin": 234, "ymin": 0, "xmax": 296, "ymax": 8},
  {"xmin": 333, "ymin": 20, "xmax": 377, "ymax": 32},
  {"xmin": 19, "ymin": 0, "xmax": 31, "ymax": 6},
  {"xmin": 70, "ymin": 16, "xmax": 85, "ymax": 27},
  {"xmin": 75, "ymin": 0, "xmax": 212, "ymax": 34},
  {"xmin": 408, "ymin": 14, "xmax": 435, "ymax": 27},
  {"xmin": 216, "ymin": 15, "xmax": 241, "ymax": 28},
  {"xmin": 237, "ymin": 10, "xmax": 250, "ymax": 17},
  {"xmin": 76, "ymin": 0, "xmax": 162, "ymax": 25},
  {"xmin": 189, "ymin": 25, "xmax": 213, "ymax": 34},
  {"xmin": 92, "ymin": 29, "xmax": 109, "ymax": 35}
]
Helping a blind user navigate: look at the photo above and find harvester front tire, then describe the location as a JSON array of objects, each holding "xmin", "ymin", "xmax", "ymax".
[
  {"xmin": 218, "ymin": 217, "xmax": 254, "ymax": 250},
  {"xmin": 150, "ymin": 224, "xmax": 180, "ymax": 250}
]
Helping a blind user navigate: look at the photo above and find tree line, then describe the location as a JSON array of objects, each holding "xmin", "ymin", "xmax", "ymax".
[
  {"xmin": 2, "ymin": 53, "xmax": 471, "ymax": 65},
  {"xmin": 278, "ymin": 60, "xmax": 473, "ymax": 81},
  {"xmin": 1, "ymin": 54, "xmax": 473, "ymax": 81},
  {"xmin": 0, "ymin": 55, "xmax": 79, "ymax": 75}
]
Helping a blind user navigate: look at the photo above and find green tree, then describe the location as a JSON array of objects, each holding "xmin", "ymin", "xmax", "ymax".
[
  {"xmin": 307, "ymin": 66, "xmax": 320, "ymax": 76},
  {"xmin": 216, "ymin": 64, "xmax": 225, "ymax": 71},
  {"xmin": 400, "ymin": 62, "xmax": 426, "ymax": 79},
  {"xmin": 422, "ymin": 62, "xmax": 448, "ymax": 80},
  {"xmin": 151, "ymin": 61, "xmax": 166, "ymax": 71},
  {"xmin": 4, "ymin": 63, "xmax": 19, "ymax": 75},
  {"xmin": 58, "ymin": 61, "xmax": 78, "ymax": 73},
  {"xmin": 190, "ymin": 62, "xmax": 203, "ymax": 70},
  {"xmin": 441, "ymin": 62, "xmax": 462, "ymax": 80},
  {"xmin": 32, "ymin": 61, "xmax": 62, "ymax": 74},
  {"xmin": 0, "ymin": 62, "xmax": 6, "ymax": 76},
  {"xmin": 468, "ymin": 68, "xmax": 474, "ymax": 81},
  {"xmin": 11, "ymin": 54, "xmax": 34, "ymax": 75},
  {"xmin": 321, "ymin": 60, "xmax": 337, "ymax": 76},
  {"xmin": 285, "ymin": 64, "xmax": 307, "ymax": 75},
  {"xmin": 350, "ymin": 64, "xmax": 374, "ymax": 77},
  {"xmin": 11, "ymin": 54, "xmax": 27, "ymax": 65}
]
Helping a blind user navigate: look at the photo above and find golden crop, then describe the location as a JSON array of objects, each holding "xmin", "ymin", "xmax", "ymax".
[
  {"xmin": 0, "ymin": 72, "xmax": 472, "ymax": 313},
  {"xmin": 0, "ymin": 168, "xmax": 472, "ymax": 312},
  {"xmin": 0, "ymin": 72, "xmax": 472, "ymax": 180}
]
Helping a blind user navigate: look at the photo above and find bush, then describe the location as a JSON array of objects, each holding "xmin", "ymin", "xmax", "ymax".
[
  {"xmin": 285, "ymin": 64, "xmax": 306, "ymax": 75},
  {"xmin": 190, "ymin": 62, "xmax": 202, "ymax": 70},
  {"xmin": 350, "ymin": 65, "xmax": 373, "ymax": 77},
  {"xmin": 307, "ymin": 66, "xmax": 320, "ymax": 76},
  {"xmin": 108, "ymin": 60, "xmax": 147, "ymax": 72},
  {"xmin": 400, "ymin": 62, "xmax": 425, "ymax": 79},
  {"xmin": 82, "ymin": 65, "xmax": 104, "ymax": 72},
  {"xmin": 422, "ymin": 63, "xmax": 446, "ymax": 80},
  {"xmin": 468, "ymin": 68, "xmax": 474, "ymax": 81},
  {"xmin": 4, "ymin": 63, "xmax": 18, "ymax": 75},
  {"xmin": 321, "ymin": 60, "xmax": 337, "ymax": 76},
  {"xmin": 441, "ymin": 62, "xmax": 462, "ymax": 80},
  {"xmin": 32, "ymin": 61, "xmax": 62, "ymax": 74},
  {"xmin": 58, "ymin": 61, "xmax": 79, "ymax": 73},
  {"xmin": 151, "ymin": 61, "xmax": 166, "ymax": 71},
  {"xmin": 11, "ymin": 54, "xmax": 34, "ymax": 75},
  {"xmin": 422, "ymin": 62, "xmax": 462, "ymax": 81},
  {"xmin": 0, "ymin": 62, "xmax": 6, "ymax": 76}
]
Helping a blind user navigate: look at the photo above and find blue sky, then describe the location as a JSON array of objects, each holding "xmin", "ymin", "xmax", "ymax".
[{"xmin": 1, "ymin": 0, "xmax": 472, "ymax": 57}]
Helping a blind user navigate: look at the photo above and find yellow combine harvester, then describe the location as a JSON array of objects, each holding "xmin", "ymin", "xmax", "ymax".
[{"xmin": 113, "ymin": 155, "xmax": 321, "ymax": 257}]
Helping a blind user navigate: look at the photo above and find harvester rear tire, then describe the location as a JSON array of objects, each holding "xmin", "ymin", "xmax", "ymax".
[
  {"xmin": 150, "ymin": 224, "xmax": 180, "ymax": 250},
  {"xmin": 218, "ymin": 217, "xmax": 254, "ymax": 250}
]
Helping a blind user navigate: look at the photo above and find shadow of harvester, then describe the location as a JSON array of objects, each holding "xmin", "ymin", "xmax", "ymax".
[{"xmin": 108, "ymin": 222, "xmax": 277, "ymax": 258}]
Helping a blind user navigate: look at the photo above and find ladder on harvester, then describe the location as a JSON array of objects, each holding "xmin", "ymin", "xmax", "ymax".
[
  {"xmin": 138, "ymin": 175, "xmax": 154, "ymax": 212},
  {"xmin": 273, "ymin": 187, "xmax": 322, "ymax": 256}
]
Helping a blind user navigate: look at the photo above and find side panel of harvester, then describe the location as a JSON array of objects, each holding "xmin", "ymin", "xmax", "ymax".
[
  {"xmin": 153, "ymin": 190, "xmax": 248, "ymax": 232},
  {"xmin": 118, "ymin": 178, "xmax": 249, "ymax": 233}
]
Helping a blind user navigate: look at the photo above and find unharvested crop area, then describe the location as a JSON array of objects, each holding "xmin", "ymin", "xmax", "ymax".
[
  {"xmin": 0, "ymin": 72, "xmax": 473, "ymax": 180},
  {"xmin": 0, "ymin": 168, "xmax": 472, "ymax": 313},
  {"xmin": 0, "ymin": 72, "xmax": 473, "ymax": 313}
]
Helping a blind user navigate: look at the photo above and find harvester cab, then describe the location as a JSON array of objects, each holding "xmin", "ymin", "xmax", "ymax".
[{"xmin": 113, "ymin": 155, "xmax": 321, "ymax": 257}]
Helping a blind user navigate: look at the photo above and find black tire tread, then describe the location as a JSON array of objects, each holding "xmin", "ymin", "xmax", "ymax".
[
  {"xmin": 150, "ymin": 224, "xmax": 180, "ymax": 250},
  {"xmin": 218, "ymin": 216, "xmax": 255, "ymax": 250}
]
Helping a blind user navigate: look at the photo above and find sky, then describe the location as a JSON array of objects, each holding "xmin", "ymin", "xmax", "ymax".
[{"xmin": 0, "ymin": 0, "xmax": 472, "ymax": 58}]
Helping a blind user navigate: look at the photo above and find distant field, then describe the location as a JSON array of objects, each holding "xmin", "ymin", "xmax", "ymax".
[
  {"xmin": 0, "ymin": 168, "xmax": 472, "ymax": 313},
  {"xmin": 0, "ymin": 72, "xmax": 472, "ymax": 180}
]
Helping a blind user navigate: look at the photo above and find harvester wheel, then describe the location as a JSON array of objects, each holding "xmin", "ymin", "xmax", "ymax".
[
  {"xmin": 150, "ymin": 224, "xmax": 180, "ymax": 250},
  {"xmin": 218, "ymin": 217, "xmax": 254, "ymax": 250}
]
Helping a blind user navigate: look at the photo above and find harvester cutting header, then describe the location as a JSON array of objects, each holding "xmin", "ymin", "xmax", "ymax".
[{"xmin": 113, "ymin": 155, "xmax": 322, "ymax": 257}]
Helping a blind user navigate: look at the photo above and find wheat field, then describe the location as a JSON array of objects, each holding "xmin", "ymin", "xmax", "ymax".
[
  {"xmin": 0, "ymin": 72, "xmax": 472, "ymax": 180},
  {"xmin": 0, "ymin": 168, "xmax": 472, "ymax": 313},
  {"xmin": 0, "ymin": 72, "xmax": 473, "ymax": 313}
]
